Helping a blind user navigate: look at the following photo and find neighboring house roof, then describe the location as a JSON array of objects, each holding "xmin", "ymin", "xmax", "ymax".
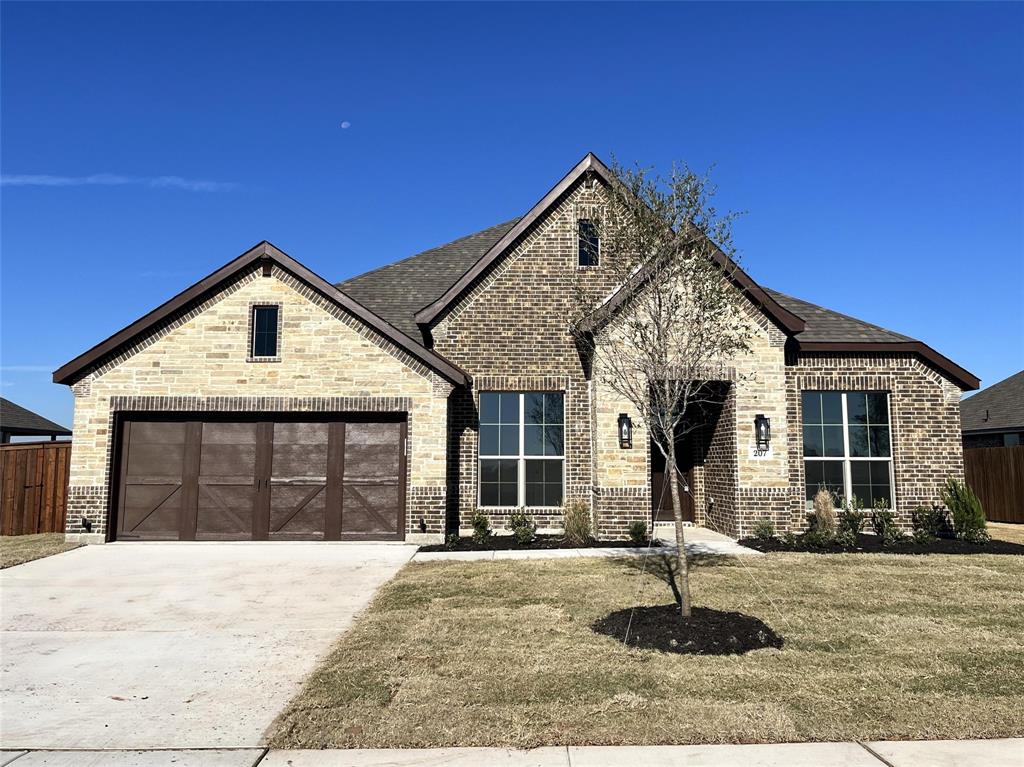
[
  {"xmin": 960, "ymin": 370, "xmax": 1024, "ymax": 434},
  {"xmin": 0, "ymin": 398, "xmax": 71, "ymax": 437},
  {"xmin": 338, "ymin": 219, "xmax": 521, "ymax": 339},
  {"xmin": 52, "ymin": 242, "xmax": 470, "ymax": 387}
]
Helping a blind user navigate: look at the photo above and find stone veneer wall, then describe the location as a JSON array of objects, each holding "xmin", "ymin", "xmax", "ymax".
[
  {"xmin": 64, "ymin": 264, "xmax": 450, "ymax": 541},
  {"xmin": 783, "ymin": 352, "xmax": 965, "ymax": 531}
]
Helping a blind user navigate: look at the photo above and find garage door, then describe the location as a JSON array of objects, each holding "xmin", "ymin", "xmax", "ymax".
[{"xmin": 113, "ymin": 416, "xmax": 406, "ymax": 541}]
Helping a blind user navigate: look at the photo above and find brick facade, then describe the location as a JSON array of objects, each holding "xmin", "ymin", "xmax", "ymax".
[{"xmin": 61, "ymin": 173, "xmax": 971, "ymax": 544}]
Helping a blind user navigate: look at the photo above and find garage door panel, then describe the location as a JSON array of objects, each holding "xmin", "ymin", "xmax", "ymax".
[
  {"xmin": 341, "ymin": 483, "xmax": 400, "ymax": 535},
  {"xmin": 115, "ymin": 415, "xmax": 405, "ymax": 541},
  {"xmin": 196, "ymin": 422, "xmax": 258, "ymax": 540},
  {"xmin": 121, "ymin": 484, "xmax": 182, "ymax": 538}
]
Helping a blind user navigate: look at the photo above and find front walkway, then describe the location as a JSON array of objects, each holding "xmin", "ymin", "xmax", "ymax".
[
  {"xmin": 413, "ymin": 525, "xmax": 759, "ymax": 562},
  {"xmin": 2, "ymin": 739, "xmax": 1021, "ymax": 765},
  {"xmin": 0, "ymin": 543, "xmax": 416, "ymax": 749}
]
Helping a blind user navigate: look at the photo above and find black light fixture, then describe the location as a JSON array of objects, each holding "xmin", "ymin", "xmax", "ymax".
[
  {"xmin": 754, "ymin": 414, "xmax": 771, "ymax": 450},
  {"xmin": 618, "ymin": 413, "xmax": 633, "ymax": 449}
]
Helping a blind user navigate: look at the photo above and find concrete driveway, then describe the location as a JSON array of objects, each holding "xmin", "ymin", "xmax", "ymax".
[{"xmin": 0, "ymin": 543, "xmax": 415, "ymax": 749}]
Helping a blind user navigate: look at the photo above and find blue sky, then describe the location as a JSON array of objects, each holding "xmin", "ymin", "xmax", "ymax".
[{"xmin": 2, "ymin": 1, "xmax": 1022, "ymax": 428}]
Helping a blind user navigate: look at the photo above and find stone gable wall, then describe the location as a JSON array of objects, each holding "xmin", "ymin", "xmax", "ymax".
[{"xmin": 65, "ymin": 265, "xmax": 449, "ymax": 540}]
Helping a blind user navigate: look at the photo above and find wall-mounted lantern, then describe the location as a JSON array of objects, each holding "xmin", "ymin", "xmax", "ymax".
[
  {"xmin": 754, "ymin": 413, "xmax": 771, "ymax": 450},
  {"xmin": 618, "ymin": 413, "xmax": 633, "ymax": 449}
]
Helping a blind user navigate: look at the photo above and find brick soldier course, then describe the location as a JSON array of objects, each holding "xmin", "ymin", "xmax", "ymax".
[{"xmin": 54, "ymin": 153, "xmax": 980, "ymax": 543}]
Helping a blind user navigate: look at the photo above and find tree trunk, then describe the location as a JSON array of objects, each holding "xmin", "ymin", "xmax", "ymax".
[{"xmin": 667, "ymin": 437, "xmax": 692, "ymax": 618}]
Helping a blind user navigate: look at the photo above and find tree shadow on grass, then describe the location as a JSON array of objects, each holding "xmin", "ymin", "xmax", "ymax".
[{"xmin": 602, "ymin": 553, "xmax": 784, "ymax": 655}]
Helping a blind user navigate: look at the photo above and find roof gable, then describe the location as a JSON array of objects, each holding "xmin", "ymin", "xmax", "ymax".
[
  {"xmin": 412, "ymin": 152, "xmax": 806, "ymax": 337},
  {"xmin": 53, "ymin": 242, "xmax": 470, "ymax": 387}
]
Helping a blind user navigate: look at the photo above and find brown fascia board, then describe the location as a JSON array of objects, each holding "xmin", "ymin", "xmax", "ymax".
[
  {"xmin": 797, "ymin": 341, "xmax": 980, "ymax": 392},
  {"xmin": 53, "ymin": 241, "xmax": 470, "ymax": 387},
  {"xmin": 414, "ymin": 151, "xmax": 805, "ymax": 337}
]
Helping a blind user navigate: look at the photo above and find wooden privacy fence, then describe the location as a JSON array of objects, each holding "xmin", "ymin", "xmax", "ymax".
[
  {"xmin": 0, "ymin": 441, "xmax": 71, "ymax": 535},
  {"xmin": 964, "ymin": 445, "xmax": 1024, "ymax": 524}
]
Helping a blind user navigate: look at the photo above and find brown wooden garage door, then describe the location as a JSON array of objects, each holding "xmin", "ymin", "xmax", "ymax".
[{"xmin": 114, "ymin": 416, "xmax": 406, "ymax": 541}]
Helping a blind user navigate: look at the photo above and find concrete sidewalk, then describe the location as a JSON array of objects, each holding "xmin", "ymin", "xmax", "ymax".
[{"xmin": 2, "ymin": 740, "xmax": 1021, "ymax": 766}]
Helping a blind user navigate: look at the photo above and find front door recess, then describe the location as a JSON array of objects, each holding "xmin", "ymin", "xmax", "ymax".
[
  {"xmin": 114, "ymin": 415, "xmax": 406, "ymax": 541},
  {"xmin": 651, "ymin": 434, "xmax": 695, "ymax": 523}
]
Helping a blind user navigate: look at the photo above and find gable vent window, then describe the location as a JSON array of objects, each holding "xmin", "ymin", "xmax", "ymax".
[
  {"xmin": 578, "ymin": 219, "xmax": 600, "ymax": 267},
  {"xmin": 251, "ymin": 305, "xmax": 280, "ymax": 359}
]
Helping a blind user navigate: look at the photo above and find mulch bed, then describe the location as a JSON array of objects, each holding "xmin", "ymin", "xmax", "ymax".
[
  {"xmin": 418, "ymin": 534, "xmax": 662, "ymax": 553},
  {"xmin": 592, "ymin": 605, "xmax": 784, "ymax": 655},
  {"xmin": 739, "ymin": 533, "xmax": 1024, "ymax": 556}
]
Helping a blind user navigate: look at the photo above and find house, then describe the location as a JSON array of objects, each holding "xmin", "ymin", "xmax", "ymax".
[
  {"xmin": 0, "ymin": 397, "xmax": 72, "ymax": 443},
  {"xmin": 52, "ymin": 153, "xmax": 979, "ymax": 543},
  {"xmin": 960, "ymin": 370, "xmax": 1024, "ymax": 448}
]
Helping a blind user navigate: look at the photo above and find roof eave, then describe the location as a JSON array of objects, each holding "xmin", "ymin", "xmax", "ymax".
[
  {"xmin": 53, "ymin": 242, "xmax": 470, "ymax": 388},
  {"xmin": 796, "ymin": 340, "xmax": 980, "ymax": 391}
]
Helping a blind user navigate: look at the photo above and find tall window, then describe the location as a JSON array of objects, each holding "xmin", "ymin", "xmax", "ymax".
[
  {"xmin": 802, "ymin": 391, "xmax": 893, "ymax": 509},
  {"xmin": 479, "ymin": 392, "xmax": 564, "ymax": 507},
  {"xmin": 578, "ymin": 219, "xmax": 600, "ymax": 267},
  {"xmin": 251, "ymin": 305, "xmax": 279, "ymax": 358}
]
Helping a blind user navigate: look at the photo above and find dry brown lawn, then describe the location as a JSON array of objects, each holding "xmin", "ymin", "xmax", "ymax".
[
  {"xmin": 0, "ymin": 533, "xmax": 81, "ymax": 569},
  {"xmin": 990, "ymin": 522, "xmax": 1024, "ymax": 545},
  {"xmin": 269, "ymin": 551, "xmax": 1024, "ymax": 748}
]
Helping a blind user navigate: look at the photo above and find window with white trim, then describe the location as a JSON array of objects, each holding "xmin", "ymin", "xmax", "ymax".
[
  {"xmin": 802, "ymin": 391, "xmax": 893, "ymax": 509},
  {"xmin": 479, "ymin": 392, "xmax": 564, "ymax": 507}
]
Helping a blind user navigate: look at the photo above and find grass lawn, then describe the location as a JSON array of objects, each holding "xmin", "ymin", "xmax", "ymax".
[
  {"xmin": 990, "ymin": 522, "xmax": 1024, "ymax": 545},
  {"xmin": 269, "ymin": 550, "xmax": 1024, "ymax": 748},
  {"xmin": 0, "ymin": 533, "xmax": 82, "ymax": 569}
]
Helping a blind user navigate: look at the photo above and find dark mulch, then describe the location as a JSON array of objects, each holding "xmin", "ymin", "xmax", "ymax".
[
  {"xmin": 739, "ymin": 533, "xmax": 1024, "ymax": 556},
  {"xmin": 592, "ymin": 605, "xmax": 784, "ymax": 655},
  {"xmin": 418, "ymin": 534, "xmax": 661, "ymax": 553}
]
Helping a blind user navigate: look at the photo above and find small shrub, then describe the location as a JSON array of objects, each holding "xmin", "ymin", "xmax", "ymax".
[
  {"xmin": 509, "ymin": 511, "xmax": 537, "ymax": 545},
  {"xmin": 912, "ymin": 528, "xmax": 935, "ymax": 546},
  {"xmin": 801, "ymin": 527, "xmax": 834, "ymax": 549},
  {"xmin": 752, "ymin": 517, "xmax": 776, "ymax": 542},
  {"xmin": 781, "ymin": 531, "xmax": 799, "ymax": 549},
  {"xmin": 911, "ymin": 504, "xmax": 950, "ymax": 540},
  {"xmin": 628, "ymin": 520, "xmax": 649, "ymax": 545},
  {"xmin": 470, "ymin": 511, "xmax": 492, "ymax": 545},
  {"xmin": 837, "ymin": 499, "xmax": 865, "ymax": 538},
  {"xmin": 811, "ymin": 488, "xmax": 837, "ymax": 538},
  {"xmin": 942, "ymin": 477, "xmax": 989, "ymax": 544},
  {"xmin": 835, "ymin": 529, "xmax": 858, "ymax": 549},
  {"xmin": 444, "ymin": 533, "xmax": 460, "ymax": 550},
  {"xmin": 870, "ymin": 500, "xmax": 905, "ymax": 546},
  {"xmin": 562, "ymin": 499, "xmax": 593, "ymax": 546}
]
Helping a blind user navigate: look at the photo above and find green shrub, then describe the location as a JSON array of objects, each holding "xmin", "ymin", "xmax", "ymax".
[
  {"xmin": 444, "ymin": 533, "xmax": 460, "ymax": 550},
  {"xmin": 942, "ymin": 478, "xmax": 989, "ymax": 544},
  {"xmin": 509, "ymin": 511, "xmax": 537, "ymax": 545},
  {"xmin": 837, "ymin": 500, "xmax": 865, "ymax": 537},
  {"xmin": 870, "ymin": 500, "xmax": 905, "ymax": 546},
  {"xmin": 470, "ymin": 511, "xmax": 492, "ymax": 545},
  {"xmin": 911, "ymin": 505, "xmax": 950, "ymax": 541},
  {"xmin": 562, "ymin": 499, "xmax": 593, "ymax": 546},
  {"xmin": 781, "ymin": 531, "xmax": 799, "ymax": 549},
  {"xmin": 835, "ymin": 529, "xmax": 858, "ymax": 549},
  {"xmin": 627, "ymin": 520, "xmax": 648, "ymax": 545},
  {"xmin": 752, "ymin": 517, "xmax": 776, "ymax": 541}
]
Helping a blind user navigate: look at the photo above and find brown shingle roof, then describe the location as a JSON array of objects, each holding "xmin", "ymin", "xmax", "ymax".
[
  {"xmin": 960, "ymin": 370, "xmax": 1024, "ymax": 433},
  {"xmin": 337, "ymin": 219, "xmax": 520, "ymax": 339},
  {"xmin": 0, "ymin": 398, "xmax": 71, "ymax": 437},
  {"xmin": 762, "ymin": 289, "xmax": 915, "ymax": 344}
]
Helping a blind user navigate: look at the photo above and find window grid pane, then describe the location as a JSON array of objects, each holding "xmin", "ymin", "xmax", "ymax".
[
  {"xmin": 479, "ymin": 392, "xmax": 565, "ymax": 507},
  {"xmin": 578, "ymin": 220, "xmax": 599, "ymax": 267},
  {"xmin": 802, "ymin": 391, "xmax": 892, "ymax": 510}
]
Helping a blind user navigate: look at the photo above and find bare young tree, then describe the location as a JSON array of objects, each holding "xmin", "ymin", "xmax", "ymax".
[{"xmin": 573, "ymin": 161, "xmax": 756, "ymax": 618}]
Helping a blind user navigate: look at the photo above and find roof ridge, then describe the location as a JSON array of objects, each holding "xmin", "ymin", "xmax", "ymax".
[
  {"xmin": 337, "ymin": 217, "xmax": 521, "ymax": 288},
  {"xmin": 763, "ymin": 287, "xmax": 913, "ymax": 341}
]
